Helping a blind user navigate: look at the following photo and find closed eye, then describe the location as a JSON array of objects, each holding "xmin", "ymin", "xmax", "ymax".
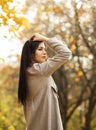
[
  {"xmin": 38, "ymin": 47, "xmax": 47, "ymax": 52},
  {"xmin": 38, "ymin": 48, "xmax": 42, "ymax": 51}
]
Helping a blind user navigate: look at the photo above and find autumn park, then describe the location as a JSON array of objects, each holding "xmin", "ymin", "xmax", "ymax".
[{"xmin": 0, "ymin": 0, "xmax": 96, "ymax": 130}]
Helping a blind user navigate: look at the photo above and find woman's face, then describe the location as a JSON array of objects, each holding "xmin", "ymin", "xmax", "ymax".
[{"xmin": 34, "ymin": 42, "xmax": 47, "ymax": 63}]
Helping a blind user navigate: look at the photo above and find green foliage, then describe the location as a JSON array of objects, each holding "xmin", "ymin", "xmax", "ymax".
[
  {"xmin": 0, "ymin": 66, "xmax": 25, "ymax": 130},
  {"xmin": 67, "ymin": 110, "xmax": 82, "ymax": 130}
]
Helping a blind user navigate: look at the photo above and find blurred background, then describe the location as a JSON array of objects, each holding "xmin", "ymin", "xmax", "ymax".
[{"xmin": 0, "ymin": 0, "xmax": 96, "ymax": 130}]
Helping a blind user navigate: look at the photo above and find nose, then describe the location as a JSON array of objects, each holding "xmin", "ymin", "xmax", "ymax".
[{"xmin": 43, "ymin": 50, "xmax": 47, "ymax": 55}]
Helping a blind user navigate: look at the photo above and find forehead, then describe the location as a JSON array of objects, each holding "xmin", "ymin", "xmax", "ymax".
[{"xmin": 38, "ymin": 42, "xmax": 46, "ymax": 48}]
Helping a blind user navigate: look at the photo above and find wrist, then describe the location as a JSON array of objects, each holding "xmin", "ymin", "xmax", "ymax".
[{"xmin": 44, "ymin": 37, "xmax": 49, "ymax": 42}]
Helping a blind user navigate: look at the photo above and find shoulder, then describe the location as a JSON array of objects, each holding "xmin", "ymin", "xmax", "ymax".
[{"xmin": 26, "ymin": 63, "xmax": 43, "ymax": 75}]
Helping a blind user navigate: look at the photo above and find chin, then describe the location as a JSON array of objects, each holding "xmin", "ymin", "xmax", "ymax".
[{"xmin": 40, "ymin": 60, "xmax": 46, "ymax": 63}]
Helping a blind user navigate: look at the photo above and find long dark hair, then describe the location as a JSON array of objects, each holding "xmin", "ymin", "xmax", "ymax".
[{"xmin": 18, "ymin": 38, "xmax": 42, "ymax": 105}]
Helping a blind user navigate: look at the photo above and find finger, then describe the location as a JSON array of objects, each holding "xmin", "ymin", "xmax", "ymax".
[
  {"xmin": 33, "ymin": 36, "xmax": 37, "ymax": 41},
  {"xmin": 30, "ymin": 34, "xmax": 35, "ymax": 41}
]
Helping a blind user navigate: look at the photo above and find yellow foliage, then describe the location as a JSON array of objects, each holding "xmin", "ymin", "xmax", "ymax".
[
  {"xmin": 53, "ymin": 6, "xmax": 62, "ymax": 13},
  {"xmin": 70, "ymin": 64, "xmax": 75, "ymax": 69},
  {"xmin": 70, "ymin": 36, "xmax": 76, "ymax": 44},
  {"xmin": 9, "ymin": 26, "xmax": 18, "ymax": 32},
  {"xmin": 74, "ymin": 76, "xmax": 80, "ymax": 82},
  {"xmin": 0, "ymin": 66, "xmax": 25, "ymax": 129},
  {"xmin": 8, "ymin": 125, "xmax": 15, "ymax": 130},
  {"xmin": 74, "ymin": 71, "xmax": 83, "ymax": 82},
  {"xmin": 78, "ymin": 71, "xmax": 83, "ymax": 77},
  {"xmin": 78, "ymin": 9, "xmax": 85, "ymax": 17},
  {"xmin": 70, "ymin": 45, "xmax": 76, "ymax": 51},
  {"xmin": 0, "ymin": 0, "xmax": 29, "ymax": 34}
]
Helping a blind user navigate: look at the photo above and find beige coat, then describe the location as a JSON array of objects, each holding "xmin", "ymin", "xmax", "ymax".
[{"xmin": 24, "ymin": 37, "xmax": 72, "ymax": 130}]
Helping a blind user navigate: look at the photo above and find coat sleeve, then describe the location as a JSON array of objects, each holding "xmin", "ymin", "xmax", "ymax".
[{"xmin": 27, "ymin": 37, "xmax": 72, "ymax": 76}]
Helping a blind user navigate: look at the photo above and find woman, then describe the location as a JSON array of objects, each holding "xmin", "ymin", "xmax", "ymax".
[{"xmin": 18, "ymin": 33, "xmax": 71, "ymax": 130}]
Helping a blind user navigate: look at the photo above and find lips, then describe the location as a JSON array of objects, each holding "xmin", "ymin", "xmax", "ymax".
[
  {"xmin": 42, "ymin": 56, "xmax": 46, "ymax": 58},
  {"xmin": 42, "ymin": 56, "xmax": 46, "ymax": 59}
]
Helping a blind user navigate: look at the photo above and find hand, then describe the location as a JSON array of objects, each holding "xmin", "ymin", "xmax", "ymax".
[{"xmin": 31, "ymin": 33, "xmax": 49, "ymax": 42}]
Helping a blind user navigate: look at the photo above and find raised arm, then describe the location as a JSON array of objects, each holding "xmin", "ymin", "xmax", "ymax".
[{"xmin": 27, "ymin": 33, "xmax": 72, "ymax": 76}]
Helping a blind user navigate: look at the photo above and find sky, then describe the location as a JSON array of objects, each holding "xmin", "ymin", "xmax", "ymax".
[
  {"xmin": 0, "ymin": 34, "xmax": 23, "ymax": 66},
  {"xmin": 0, "ymin": 38, "xmax": 22, "ymax": 59},
  {"xmin": 0, "ymin": 0, "xmax": 26, "ymax": 66}
]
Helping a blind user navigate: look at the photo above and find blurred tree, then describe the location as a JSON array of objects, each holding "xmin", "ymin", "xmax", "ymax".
[
  {"xmin": 21, "ymin": 1, "xmax": 96, "ymax": 130},
  {"xmin": 0, "ymin": 0, "xmax": 29, "ymax": 38},
  {"xmin": 17, "ymin": 0, "xmax": 96, "ymax": 130},
  {"xmin": 0, "ymin": 66, "xmax": 25, "ymax": 130},
  {"xmin": 0, "ymin": 0, "xmax": 96, "ymax": 130}
]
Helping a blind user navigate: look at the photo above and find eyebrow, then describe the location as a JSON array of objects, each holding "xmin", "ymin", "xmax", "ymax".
[{"xmin": 38, "ymin": 46, "xmax": 46, "ymax": 49}]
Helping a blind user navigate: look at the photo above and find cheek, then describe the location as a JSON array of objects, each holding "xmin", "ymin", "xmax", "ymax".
[{"xmin": 35, "ymin": 51, "xmax": 41, "ymax": 58}]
